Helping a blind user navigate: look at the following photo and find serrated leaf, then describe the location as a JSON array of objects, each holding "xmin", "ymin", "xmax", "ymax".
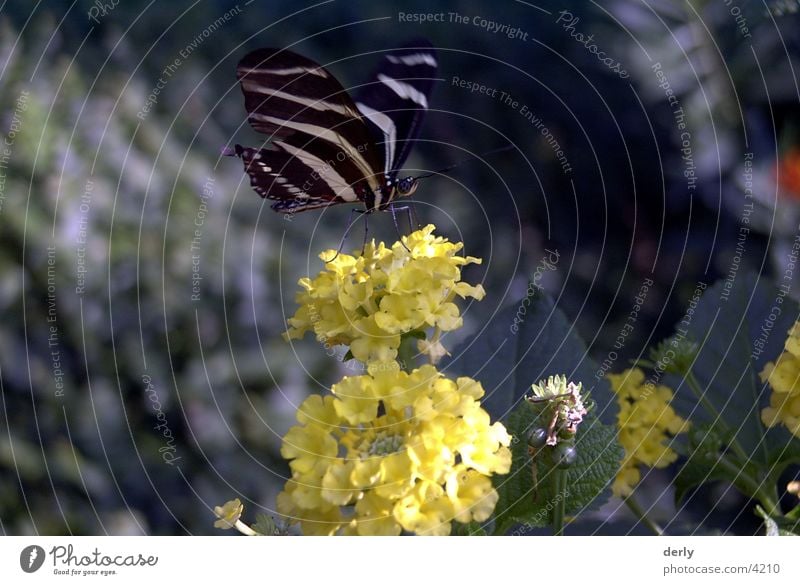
[
  {"xmin": 442, "ymin": 287, "xmax": 616, "ymax": 425},
  {"xmin": 491, "ymin": 403, "xmax": 545, "ymax": 531},
  {"xmin": 493, "ymin": 401, "xmax": 623, "ymax": 533},
  {"xmin": 252, "ymin": 514, "xmax": 277, "ymax": 536}
]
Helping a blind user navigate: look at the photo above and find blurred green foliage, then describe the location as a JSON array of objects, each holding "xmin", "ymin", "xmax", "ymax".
[{"xmin": 0, "ymin": 14, "xmax": 324, "ymax": 535}]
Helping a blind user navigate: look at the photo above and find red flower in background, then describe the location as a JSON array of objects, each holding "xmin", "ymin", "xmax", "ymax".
[{"xmin": 778, "ymin": 148, "xmax": 800, "ymax": 199}]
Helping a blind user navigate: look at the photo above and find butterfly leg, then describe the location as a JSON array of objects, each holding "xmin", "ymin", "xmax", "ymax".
[
  {"xmin": 409, "ymin": 202, "xmax": 420, "ymax": 230},
  {"xmin": 326, "ymin": 207, "xmax": 365, "ymax": 263},
  {"xmin": 389, "ymin": 204, "xmax": 418, "ymax": 233},
  {"xmin": 388, "ymin": 204, "xmax": 411, "ymax": 252},
  {"xmin": 361, "ymin": 211, "xmax": 370, "ymax": 256}
]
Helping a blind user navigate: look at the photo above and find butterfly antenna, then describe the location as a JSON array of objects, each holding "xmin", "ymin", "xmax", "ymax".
[{"xmin": 413, "ymin": 144, "xmax": 515, "ymax": 180}]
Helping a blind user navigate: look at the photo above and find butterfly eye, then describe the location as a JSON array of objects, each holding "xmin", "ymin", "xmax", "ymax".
[{"xmin": 397, "ymin": 178, "xmax": 418, "ymax": 197}]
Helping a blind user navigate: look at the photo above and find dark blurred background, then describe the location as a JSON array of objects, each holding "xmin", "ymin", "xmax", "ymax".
[{"xmin": 1, "ymin": 0, "xmax": 799, "ymax": 535}]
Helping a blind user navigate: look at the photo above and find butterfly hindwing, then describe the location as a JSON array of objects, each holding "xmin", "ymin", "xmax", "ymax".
[{"xmin": 232, "ymin": 143, "xmax": 361, "ymax": 212}]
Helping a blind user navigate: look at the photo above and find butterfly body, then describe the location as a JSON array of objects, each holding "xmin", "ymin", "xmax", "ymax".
[{"xmin": 226, "ymin": 41, "xmax": 436, "ymax": 214}]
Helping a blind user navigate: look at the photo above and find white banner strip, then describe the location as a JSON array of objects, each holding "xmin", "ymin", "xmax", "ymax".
[{"xmin": 0, "ymin": 536, "xmax": 796, "ymax": 583}]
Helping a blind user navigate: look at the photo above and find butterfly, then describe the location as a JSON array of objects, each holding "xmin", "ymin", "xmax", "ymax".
[{"xmin": 225, "ymin": 40, "xmax": 437, "ymax": 214}]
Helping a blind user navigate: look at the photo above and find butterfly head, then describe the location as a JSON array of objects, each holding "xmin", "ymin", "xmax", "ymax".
[{"xmin": 395, "ymin": 176, "xmax": 419, "ymax": 198}]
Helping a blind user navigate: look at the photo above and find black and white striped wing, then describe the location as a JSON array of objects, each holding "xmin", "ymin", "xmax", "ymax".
[
  {"xmin": 230, "ymin": 141, "xmax": 366, "ymax": 212},
  {"xmin": 228, "ymin": 48, "xmax": 385, "ymax": 212},
  {"xmin": 355, "ymin": 40, "xmax": 437, "ymax": 179}
]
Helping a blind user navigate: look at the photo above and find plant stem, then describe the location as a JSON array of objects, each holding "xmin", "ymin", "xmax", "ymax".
[
  {"xmin": 624, "ymin": 495, "xmax": 664, "ymax": 535},
  {"xmin": 234, "ymin": 519, "xmax": 258, "ymax": 536},
  {"xmin": 714, "ymin": 454, "xmax": 780, "ymax": 516},
  {"xmin": 684, "ymin": 370, "xmax": 781, "ymax": 515},
  {"xmin": 397, "ymin": 334, "xmax": 418, "ymax": 373},
  {"xmin": 552, "ymin": 469, "xmax": 566, "ymax": 536},
  {"xmin": 685, "ymin": 371, "xmax": 750, "ymax": 463}
]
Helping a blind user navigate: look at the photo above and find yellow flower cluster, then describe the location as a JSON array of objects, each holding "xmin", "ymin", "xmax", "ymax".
[
  {"xmin": 284, "ymin": 225, "xmax": 485, "ymax": 363},
  {"xmin": 607, "ymin": 368, "xmax": 688, "ymax": 497},
  {"xmin": 276, "ymin": 363, "xmax": 512, "ymax": 535},
  {"xmin": 760, "ymin": 322, "xmax": 800, "ymax": 437}
]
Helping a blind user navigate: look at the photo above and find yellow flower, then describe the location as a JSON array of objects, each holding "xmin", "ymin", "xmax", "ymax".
[
  {"xmin": 760, "ymin": 321, "xmax": 800, "ymax": 438},
  {"xmin": 761, "ymin": 391, "xmax": 800, "ymax": 437},
  {"xmin": 417, "ymin": 337, "xmax": 449, "ymax": 365},
  {"xmin": 612, "ymin": 464, "xmax": 641, "ymax": 499},
  {"xmin": 213, "ymin": 499, "xmax": 243, "ymax": 530},
  {"xmin": 276, "ymin": 364, "xmax": 512, "ymax": 535},
  {"xmin": 608, "ymin": 368, "xmax": 688, "ymax": 497},
  {"xmin": 784, "ymin": 322, "xmax": 800, "ymax": 358},
  {"xmin": 760, "ymin": 354, "xmax": 800, "ymax": 395},
  {"xmin": 213, "ymin": 498, "xmax": 258, "ymax": 535},
  {"xmin": 284, "ymin": 225, "xmax": 484, "ymax": 363}
]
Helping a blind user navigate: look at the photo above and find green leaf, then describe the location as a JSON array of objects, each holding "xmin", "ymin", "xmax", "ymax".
[
  {"xmin": 671, "ymin": 271, "xmax": 800, "ymax": 465},
  {"xmin": 675, "ymin": 422, "xmax": 771, "ymax": 504},
  {"xmin": 252, "ymin": 514, "xmax": 278, "ymax": 536},
  {"xmin": 405, "ymin": 330, "xmax": 427, "ymax": 340},
  {"xmin": 443, "ymin": 287, "xmax": 616, "ymax": 425},
  {"xmin": 493, "ymin": 401, "xmax": 623, "ymax": 533},
  {"xmin": 674, "ymin": 423, "xmax": 731, "ymax": 503},
  {"xmin": 397, "ymin": 332, "xmax": 420, "ymax": 371},
  {"xmin": 765, "ymin": 428, "xmax": 800, "ymax": 485}
]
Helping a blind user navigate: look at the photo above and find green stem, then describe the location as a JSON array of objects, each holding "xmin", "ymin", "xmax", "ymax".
[
  {"xmin": 552, "ymin": 469, "xmax": 566, "ymax": 536},
  {"xmin": 234, "ymin": 519, "xmax": 258, "ymax": 536},
  {"xmin": 397, "ymin": 334, "xmax": 418, "ymax": 373},
  {"xmin": 685, "ymin": 371, "xmax": 750, "ymax": 463},
  {"xmin": 624, "ymin": 495, "xmax": 664, "ymax": 535},
  {"xmin": 684, "ymin": 368, "xmax": 780, "ymax": 514},
  {"xmin": 714, "ymin": 454, "xmax": 780, "ymax": 516}
]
